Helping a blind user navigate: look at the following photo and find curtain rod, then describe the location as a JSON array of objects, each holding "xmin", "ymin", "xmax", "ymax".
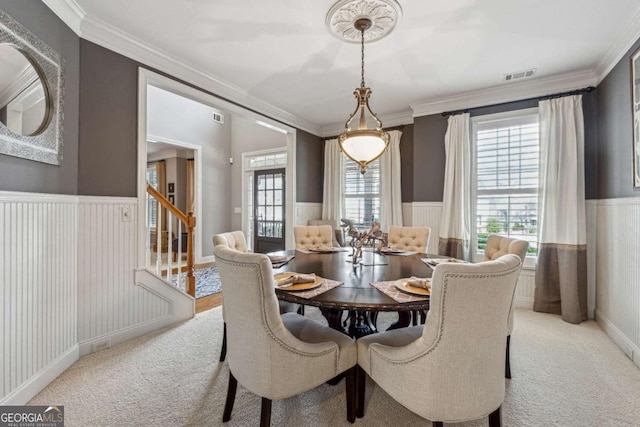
[
  {"xmin": 441, "ymin": 86, "xmax": 596, "ymax": 117},
  {"xmin": 323, "ymin": 124, "xmax": 405, "ymax": 141}
]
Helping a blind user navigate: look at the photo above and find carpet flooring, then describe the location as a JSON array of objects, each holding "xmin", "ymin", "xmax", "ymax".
[
  {"xmin": 172, "ymin": 266, "xmax": 222, "ymax": 299},
  {"xmin": 30, "ymin": 308, "xmax": 640, "ymax": 426}
]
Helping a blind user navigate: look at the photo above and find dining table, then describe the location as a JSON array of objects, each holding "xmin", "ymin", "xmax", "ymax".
[{"xmin": 270, "ymin": 248, "xmax": 441, "ymax": 338}]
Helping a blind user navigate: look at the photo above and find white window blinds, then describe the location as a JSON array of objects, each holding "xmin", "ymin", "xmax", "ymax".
[
  {"xmin": 343, "ymin": 158, "xmax": 380, "ymax": 229},
  {"xmin": 474, "ymin": 112, "xmax": 539, "ymax": 256}
]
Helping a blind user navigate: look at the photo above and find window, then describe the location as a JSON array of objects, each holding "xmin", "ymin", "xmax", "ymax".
[
  {"xmin": 343, "ymin": 157, "xmax": 380, "ymax": 229},
  {"xmin": 473, "ymin": 109, "xmax": 539, "ymax": 258},
  {"xmin": 146, "ymin": 166, "xmax": 158, "ymax": 228}
]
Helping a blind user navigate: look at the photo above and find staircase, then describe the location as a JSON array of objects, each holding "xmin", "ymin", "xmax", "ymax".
[{"xmin": 146, "ymin": 183, "xmax": 197, "ymax": 297}]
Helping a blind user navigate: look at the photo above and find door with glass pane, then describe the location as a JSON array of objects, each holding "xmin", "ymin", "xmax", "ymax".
[{"xmin": 253, "ymin": 168, "xmax": 285, "ymax": 253}]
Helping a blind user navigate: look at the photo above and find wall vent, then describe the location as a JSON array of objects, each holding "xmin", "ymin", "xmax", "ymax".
[
  {"xmin": 212, "ymin": 112, "xmax": 225, "ymax": 124},
  {"xmin": 504, "ymin": 68, "xmax": 536, "ymax": 82}
]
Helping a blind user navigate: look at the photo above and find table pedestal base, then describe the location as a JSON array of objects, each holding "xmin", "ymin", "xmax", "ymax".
[{"xmin": 319, "ymin": 308, "xmax": 413, "ymax": 338}]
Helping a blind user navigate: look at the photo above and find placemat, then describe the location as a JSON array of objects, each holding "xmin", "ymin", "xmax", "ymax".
[
  {"xmin": 270, "ymin": 255, "xmax": 294, "ymax": 269},
  {"xmin": 381, "ymin": 250, "xmax": 418, "ymax": 257},
  {"xmin": 370, "ymin": 280, "xmax": 429, "ymax": 303},
  {"xmin": 278, "ymin": 278, "xmax": 342, "ymax": 299}
]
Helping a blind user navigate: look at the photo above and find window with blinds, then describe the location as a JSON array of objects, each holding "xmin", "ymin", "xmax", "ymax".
[
  {"xmin": 146, "ymin": 166, "xmax": 158, "ymax": 228},
  {"xmin": 473, "ymin": 110, "xmax": 539, "ymax": 257},
  {"xmin": 343, "ymin": 158, "xmax": 380, "ymax": 230}
]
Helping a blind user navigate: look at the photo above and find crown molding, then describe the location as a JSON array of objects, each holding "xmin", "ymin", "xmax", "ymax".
[
  {"xmin": 410, "ymin": 70, "xmax": 597, "ymax": 117},
  {"xmin": 594, "ymin": 4, "xmax": 640, "ymax": 82},
  {"xmin": 319, "ymin": 109, "xmax": 413, "ymax": 137},
  {"xmin": 43, "ymin": 1, "xmax": 321, "ymax": 137},
  {"xmin": 41, "ymin": 0, "xmax": 85, "ymax": 36}
]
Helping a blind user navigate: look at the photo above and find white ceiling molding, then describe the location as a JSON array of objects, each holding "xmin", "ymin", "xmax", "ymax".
[
  {"xmin": 594, "ymin": 4, "xmax": 640, "ymax": 83},
  {"xmin": 43, "ymin": 1, "xmax": 321, "ymax": 136},
  {"xmin": 410, "ymin": 70, "xmax": 597, "ymax": 118},
  {"xmin": 41, "ymin": 0, "xmax": 85, "ymax": 36},
  {"xmin": 320, "ymin": 109, "xmax": 413, "ymax": 138}
]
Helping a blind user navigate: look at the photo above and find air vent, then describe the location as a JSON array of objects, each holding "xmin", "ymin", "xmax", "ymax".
[
  {"xmin": 504, "ymin": 68, "xmax": 536, "ymax": 82},
  {"xmin": 212, "ymin": 112, "xmax": 225, "ymax": 124}
]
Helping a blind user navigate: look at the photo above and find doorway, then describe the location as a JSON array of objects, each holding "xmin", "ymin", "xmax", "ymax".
[{"xmin": 253, "ymin": 168, "xmax": 285, "ymax": 253}]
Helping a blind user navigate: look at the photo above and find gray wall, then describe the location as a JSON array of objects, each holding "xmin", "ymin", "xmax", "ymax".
[
  {"xmin": 597, "ymin": 37, "xmax": 640, "ymax": 198},
  {"xmin": 78, "ymin": 40, "xmax": 138, "ymax": 196},
  {"xmin": 0, "ymin": 1, "xmax": 79, "ymax": 194},
  {"xmin": 296, "ymin": 129, "xmax": 324, "ymax": 203},
  {"xmin": 399, "ymin": 124, "xmax": 414, "ymax": 203}
]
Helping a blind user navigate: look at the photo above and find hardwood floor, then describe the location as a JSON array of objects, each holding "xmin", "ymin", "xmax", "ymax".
[{"xmin": 196, "ymin": 292, "xmax": 223, "ymax": 313}]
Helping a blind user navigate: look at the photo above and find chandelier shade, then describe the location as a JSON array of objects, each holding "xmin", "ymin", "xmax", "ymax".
[{"xmin": 336, "ymin": 16, "xmax": 390, "ymax": 174}]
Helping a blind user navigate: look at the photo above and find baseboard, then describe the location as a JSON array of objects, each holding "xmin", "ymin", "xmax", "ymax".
[
  {"xmin": 514, "ymin": 296, "xmax": 534, "ymax": 309},
  {"xmin": 78, "ymin": 314, "xmax": 183, "ymax": 357},
  {"xmin": 198, "ymin": 255, "xmax": 215, "ymax": 264},
  {"xmin": 0, "ymin": 345, "xmax": 79, "ymax": 405},
  {"xmin": 595, "ymin": 309, "xmax": 640, "ymax": 369}
]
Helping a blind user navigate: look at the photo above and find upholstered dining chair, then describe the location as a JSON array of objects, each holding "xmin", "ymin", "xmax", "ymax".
[
  {"xmin": 387, "ymin": 225, "xmax": 431, "ymax": 253},
  {"xmin": 356, "ymin": 254, "xmax": 522, "ymax": 427},
  {"xmin": 213, "ymin": 231, "xmax": 299, "ymax": 362},
  {"xmin": 294, "ymin": 224, "xmax": 334, "ymax": 249},
  {"xmin": 483, "ymin": 235, "xmax": 529, "ymax": 379},
  {"xmin": 214, "ymin": 245, "xmax": 358, "ymax": 426},
  {"xmin": 308, "ymin": 219, "xmax": 343, "ymax": 247}
]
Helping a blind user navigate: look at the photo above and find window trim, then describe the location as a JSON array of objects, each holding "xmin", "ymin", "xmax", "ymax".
[
  {"xmin": 342, "ymin": 156, "xmax": 381, "ymax": 230},
  {"xmin": 470, "ymin": 107, "xmax": 539, "ymax": 268}
]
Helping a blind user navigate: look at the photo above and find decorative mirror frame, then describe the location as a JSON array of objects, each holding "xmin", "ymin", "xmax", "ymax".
[{"xmin": 0, "ymin": 9, "xmax": 64, "ymax": 165}]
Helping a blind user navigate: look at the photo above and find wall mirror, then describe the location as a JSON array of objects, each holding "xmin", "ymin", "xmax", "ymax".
[{"xmin": 0, "ymin": 9, "xmax": 63, "ymax": 165}]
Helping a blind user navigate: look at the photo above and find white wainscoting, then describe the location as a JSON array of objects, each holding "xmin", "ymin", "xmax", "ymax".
[
  {"xmin": 406, "ymin": 202, "xmax": 443, "ymax": 255},
  {"xmin": 77, "ymin": 197, "xmax": 193, "ymax": 356},
  {"xmin": 0, "ymin": 192, "xmax": 78, "ymax": 404},
  {"xmin": 0, "ymin": 192, "xmax": 195, "ymax": 404},
  {"xmin": 295, "ymin": 202, "xmax": 322, "ymax": 227},
  {"xmin": 591, "ymin": 197, "xmax": 640, "ymax": 368}
]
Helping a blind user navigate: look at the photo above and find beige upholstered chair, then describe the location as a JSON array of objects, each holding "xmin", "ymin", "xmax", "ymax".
[
  {"xmin": 294, "ymin": 225, "xmax": 334, "ymax": 249},
  {"xmin": 483, "ymin": 235, "xmax": 529, "ymax": 378},
  {"xmin": 213, "ymin": 230, "xmax": 248, "ymax": 252},
  {"xmin": 387, "ymin": 225, "xmax": 431, "ymax": 253},
  {"xmin": 213, "ymin": 230, "xmax": 298, "ymax": 362},
  {"xmin": 214, "ymin": 246, "xmax": 358, "ymax": 426},
  {"xmin": 308, "ymin": 219, "xmax": 343, "ymax": 247},
  {"xmin": 356, "ymin": 254, "xmax": 522, "ymax": 426}
]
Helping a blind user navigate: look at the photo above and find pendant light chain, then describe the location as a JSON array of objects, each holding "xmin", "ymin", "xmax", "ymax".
[{"xmin": 360, "ymin": 28, "xmax": 366, "ymax": 88}]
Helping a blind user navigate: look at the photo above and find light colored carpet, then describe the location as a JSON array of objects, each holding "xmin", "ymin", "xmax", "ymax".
[{"xmin": 30, "ymin": 307, "xmax": 640, "ymax": 426}]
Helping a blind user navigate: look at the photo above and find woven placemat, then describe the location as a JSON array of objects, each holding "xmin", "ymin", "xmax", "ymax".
[
  {"xmin": 279, "ymin": 278, "xmax": 342, "ymax": 299},
  {"xmin": 370, "ymin": 280, "xmax": 429, "ymax": 303}
]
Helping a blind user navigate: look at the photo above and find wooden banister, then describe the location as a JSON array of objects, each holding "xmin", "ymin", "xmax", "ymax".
[{"xmin": 147, "ymin": 184, "xmax": 197, "ymax": 298}]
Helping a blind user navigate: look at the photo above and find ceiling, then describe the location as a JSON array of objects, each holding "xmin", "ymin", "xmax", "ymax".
[{"xmin": 45, "ymin": 0, "xmax": 640, "ymax": 136}]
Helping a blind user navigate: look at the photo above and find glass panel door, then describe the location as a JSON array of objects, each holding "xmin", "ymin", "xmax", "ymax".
[{"xmin": 253, "ymin": 168, "xmax": 285, "ymax": 253}]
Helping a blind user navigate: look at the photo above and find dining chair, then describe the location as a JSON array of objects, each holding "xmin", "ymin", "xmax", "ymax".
[
  {"xmin": 483, "ymin": 235, "xmax": 529, "ymax": 379},
  {"xmin": 356, "ymin": 254, "xmax": 522, "ymax": 426},
  {"xmin": 387, "ymin": 225, "xmax": 431, "ymax": 253},
  {"xmin": 213, "ymin": 230, "xmax": 299, "ymax": 363},
  {"xmin": 294, "ymin": 224, "xmax": 334, "ymax": 249},
  {"xmin": 214, "ymin": 245, "xmax": 358, "ymax": 426},
  {"xmin": 308, "ymin": 219, "xmax": 343, "ymax": 247}
]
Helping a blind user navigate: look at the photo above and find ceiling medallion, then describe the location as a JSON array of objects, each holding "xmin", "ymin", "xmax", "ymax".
[{"xmin": 326, "ymin": 0, "xmax": 403, "ymax": 43}]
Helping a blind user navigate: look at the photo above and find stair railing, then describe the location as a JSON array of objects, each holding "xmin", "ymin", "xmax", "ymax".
[{"xmin": 146, "ymin": 183, "xmax": 196, "ymax": 297}]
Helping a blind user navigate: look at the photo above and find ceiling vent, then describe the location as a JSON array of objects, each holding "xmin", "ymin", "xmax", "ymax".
[
  {"xmin": 503, "ymin": 68, "xmax": 536, "ymax": 82},
  {"xmin": 212, "ymin": 112, "xmax": 225, "ymax": 124}
]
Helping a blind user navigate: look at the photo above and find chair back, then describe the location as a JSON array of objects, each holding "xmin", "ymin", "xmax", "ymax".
[
  {"xmin": 368, "ymin": 255, "xmax": 521, "ymax": 422},
  {"xmin": 387, "ymin": 225, "xmax": 431, "ymax": 252},
  {"xmin": 294, "ymin": 225, "xmax": 333, "ymax": 249},
  {"xmin": 483, "ymin": 235, "xmax": 529, "ymax": 262},
  {"xmin": 213, "ymin": 230, "xmax": 248, "ymax": 253},
  {"xmin": 308, "ymin": 219, "xmax": 342, "ymax": 247},
  {"xmin": 213, "ymin": 245, "xmax": 344, "ymax": 399}
]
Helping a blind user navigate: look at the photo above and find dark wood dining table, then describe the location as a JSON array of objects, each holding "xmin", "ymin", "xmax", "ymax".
[{"xmin": 271, "ymin": 249, "xmax": 435, "ymax": 338}]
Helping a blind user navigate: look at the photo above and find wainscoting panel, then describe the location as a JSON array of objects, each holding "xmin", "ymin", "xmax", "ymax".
[
  {"xmin": 408, "ymin": 202, "xmax": 443, "ymax": 255},
  {"xmin": 0, "ymin": 192, "xmax": 78, "ymax": 403},
  {"xmin": 295, "ymin": 202, "xmax": 323, "ymax": 227},
  {"xmin": 593, "ymin": 198, "xmax": 640, "ymax": 367},
  {"xmin": 77, "ymin": 198, "xmax": 171, "ymax": 344}
]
